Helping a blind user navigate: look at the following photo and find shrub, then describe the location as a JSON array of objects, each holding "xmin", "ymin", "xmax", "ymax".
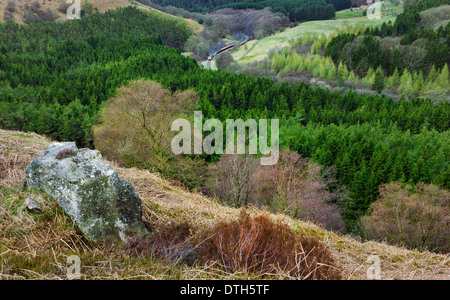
[
  {"xmin": 360, "ymin": 182, "xmax": 450, "ymax": 253},
  {"xmin": 198, "ymin": 210, "xmax": 342, "ymax": 279},
  {"xmin": 58, "ymin": 1, "xmax": 72, "ymax": 14},
  {"xmin": 22, "ymin": 9, "xmax": 43, "ymax": 24},
  {"xmin": 123, "ymin": 221, "xmax": 196, "ymax": 265},
  {"xmin": 3, "ymin": 11, "xmax": 14, "ymax": 22},
  {"xmin": 215, "ymin": 52, "xmax": 236, "ymax": 71},
  {"xmin": 6, "ymin": 1, "xmax": 16, "ymax": 13},
  {"xmin": 30, "ymin": 1, "xmax": 41, "ymax": 13},
  {"xmin": 257, "ymin": 149, "xmax": 345, "ymax": 232},
  {"xmin": 184, "ymin": 35, "xmax": 214, "ymax": 59}
]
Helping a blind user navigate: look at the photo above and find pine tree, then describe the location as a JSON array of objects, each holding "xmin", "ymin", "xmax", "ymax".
[
  {"xmin": 363, "ymin": 67, "xmax": 376, "ymax": 86},
  {"xmin": 296, "ymin": 55, "xmax": 306, "ymax": 72},
  {"xmin": 325, "ymin": 57, "xmax": 336, "ymax": 81},
  {"xmin": 338, "ymin": 61, "xmax": 349, "ymax": 79},
  {"xmin": 346, "ymin": 162, "xmax": 369, "ymax": 221},
  {"xmin": 435, "ymin": 63, "xmax": 449, "ymax": 89},
  {"xmin": 319, "ymin": 59, "xmax": 328, "ymax": 79},
  {"xmin": 272, "ymin": 52, "xmax": 285, "ymax": 70},
  {"xmin": 387, "ymin": 68, "xmax": 400, "ymax": 88},
  {"xmin": 398, "ymin": 69, "xmax": 413, "ymax": 95},
  {"xmin": 282, "ymin": 46, "xmax": 291, "ymax": 58},
  {"xmin": 337, "ymin": 153, "xmax": 354, "ymax": 184},
  {"xmin": 348, "ymin": 70, "xmax": 358, "ymax": 83},
  {"xmin": 372, "ymin": 69, "xmax": 385, "ymax": 94},
  {"xmin": 426, "ymin": 65, "xmax": 439, "ymax": 83},
  {"xmin": 413, "ymin": 71, "xmax": 424, "ymax": 96}
]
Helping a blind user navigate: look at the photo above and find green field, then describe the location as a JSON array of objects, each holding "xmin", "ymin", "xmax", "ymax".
[
  {"xmin": 335, "ymin": 10, "xmax": 366, "ymax": 19},
  {"xmin": 233, "ymin": 1, "xmax": 401, "ymax": 65}
]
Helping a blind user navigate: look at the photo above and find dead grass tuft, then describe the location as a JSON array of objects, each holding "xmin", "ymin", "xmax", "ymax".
[
  {"xmin": 0, "ymin": 130, "xmax": 51, "ymax": 190},
  {"xmin": 197, "ymin": 209, "xmax": 342, "ymax": 279},
  {"xmin": 123, "ymin": 221, "xmax": 196, "ymax": 265}
]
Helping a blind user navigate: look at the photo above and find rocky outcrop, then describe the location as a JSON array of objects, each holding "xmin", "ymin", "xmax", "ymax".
[{"xmin": 24, "ymin": 142, "xmax": 148, "ymax": 242}]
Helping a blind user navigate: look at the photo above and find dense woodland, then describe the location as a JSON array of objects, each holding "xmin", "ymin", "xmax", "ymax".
[
  {"xmin": 325, "ymin": 0, "xmax": 450, "ymax": 77},
  {"xmin": 0, "ymin": 6, "xmax": 448, "ymax": 241},
  {"xmin": 140, "ymin": 0, "xmax": 349, "ymax": 21}
]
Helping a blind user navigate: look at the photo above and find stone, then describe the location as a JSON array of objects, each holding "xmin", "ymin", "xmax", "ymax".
[
  {"xmin": 25, "ymin": 197, "xmax": 42, "ymax": 214},
  {"xmin": 24, "ymin": 142, "xmax": 148, "ymax": 242}
]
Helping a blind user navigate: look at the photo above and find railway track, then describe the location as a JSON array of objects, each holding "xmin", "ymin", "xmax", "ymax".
[{"xmin": 206, "ymin": 34, "xmax": 249, "ymax": 69}]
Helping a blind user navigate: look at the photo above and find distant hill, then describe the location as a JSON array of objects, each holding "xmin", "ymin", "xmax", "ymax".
[
  {"xmin": 138, "ymin": 0, "xmax": 351, "ymax": 22},
  {"xmin": 0, "ymin": 0, "xmax": 132, "ymax": 23}
]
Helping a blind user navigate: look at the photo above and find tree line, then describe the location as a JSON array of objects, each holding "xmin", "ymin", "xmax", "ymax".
[{"xmin": 141, "ymin": 0, "xmax": 349, "ymax": 22}]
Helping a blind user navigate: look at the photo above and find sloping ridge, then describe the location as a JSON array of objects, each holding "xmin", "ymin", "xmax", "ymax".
[{"xmin": 0, "ymin": 129, "xmax": 448, "ymax": 280}]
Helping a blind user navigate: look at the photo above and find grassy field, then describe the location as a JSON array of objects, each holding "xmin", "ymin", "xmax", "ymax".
[
  {"xmin": 233, "ymin": 1, "xmax": 401, "ymax": 65},
  {"xmin": 335, "ymin": 10, "xmax": 366, "ymax": 20},
  {"xmin": 1, "ymin": 128, "xmax": 449, "ymax": 280}
]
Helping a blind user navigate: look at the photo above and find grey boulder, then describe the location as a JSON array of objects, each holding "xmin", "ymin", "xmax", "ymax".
[{"xmin": 24, "ymin": 142, "xmax": 148, "ymax": 242}]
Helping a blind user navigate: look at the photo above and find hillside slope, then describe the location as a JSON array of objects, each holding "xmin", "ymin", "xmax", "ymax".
[
  {"xmin": 0, "ymin": 0, "xmax": 132, "ymax": 23},
  {"xmin": 0, "ymin": 0, "xmax": 203, "ymax": 33},
  {"xmin": 0, "ymin": 129, "xmax": 448, "ymax": 280},
  {"xmin": 233, "ymin": 3, "xmax": 398, "ymax": 65}
]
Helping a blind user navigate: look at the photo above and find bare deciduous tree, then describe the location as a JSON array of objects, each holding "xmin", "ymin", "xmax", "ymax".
[
  {"xmin": 206, "ymin": 149, "xmax": 346, "ymax": 232},
  {"xmin": 206, "ymin": 155, "xmax": 259, "ymax": 208},
  {"xmin": 361, "ymin": 182, "xmax": 450, "ymax": 253}
]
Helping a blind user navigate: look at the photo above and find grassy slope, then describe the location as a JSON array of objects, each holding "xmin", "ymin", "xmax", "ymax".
[
  {"xmin": 0, "ymin": 0, "xmax": 203, "ymax": 34},
  {"xmin": 233, "ymin": 1, "xmax": 399, "ymax": 65},
  {"xmin": 0, "ymin": 129, "xmax": 448, "ymax": 280},
  {"xmin": 132, "ymin": 0, "xmax": 204, "ymax": 34},
  {"xmin": 0, "ymin": 0, "xmax": 131, "ymax": 23}
]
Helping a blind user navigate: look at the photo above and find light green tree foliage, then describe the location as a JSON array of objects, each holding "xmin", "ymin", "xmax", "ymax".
[
  {"xmin": 338, "ymin": 61, "xmax": 349, "ymax": 79},
  {"xmin": 348, "ymin": 70, "xmax": 358, "ymax": 83},
  {"xmin": 421, "ymin": 64, "xmax": 450, "ymax": 101},
  {"xmin": 397, "ymin": 69, "xmax": 414, "ymax": 95},
  {"xmin": 435, "ymin": 63, "xmax": 449, "ymax": 88},
  {"xmin": 363, "ymin": 67, "xmax": 376, "ymax": 86},
  {"xmin": 413, "ymin": 72, "xmax": 424, "ymax": 96},
  {"xmin": 387, "ymin": 68, "xmax": 400, "ymax": 88}
]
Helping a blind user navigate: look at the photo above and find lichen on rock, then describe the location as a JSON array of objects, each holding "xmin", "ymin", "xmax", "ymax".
[{"xmin": 24, "ymin": 142, "xmax": 148, "ymax": 242}]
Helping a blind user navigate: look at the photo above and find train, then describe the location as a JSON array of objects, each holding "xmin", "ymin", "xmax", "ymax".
[{"xmin": 208, "ymin": 34, "xmax": 248, "ymax": 61}]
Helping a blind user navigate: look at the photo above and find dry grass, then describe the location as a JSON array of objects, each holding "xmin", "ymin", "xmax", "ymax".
[
  {"xmin": 0, "ymin": 129, "xmax": 449, "ymax": 280},
  {"xmin": 132, "ymin": 0, "xmax": 204, "ymax": 35},
  {"xmin": 196, "ymin": 210, "xmax": 342, "ymax": 280},
  {"xmin": 0, "ymin": 129, "xmax": 51, "ymax": 190},
  {"xmin": 89, "ymin": 0, "xmax": 134, "ymax": 13},
  {"xmin": 0, "ymin": 0, "xmax": 65, "ymax": 23},
  {"xmin": 117, "ymin": 163, "xmax": 450, "ymax": 280}
]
